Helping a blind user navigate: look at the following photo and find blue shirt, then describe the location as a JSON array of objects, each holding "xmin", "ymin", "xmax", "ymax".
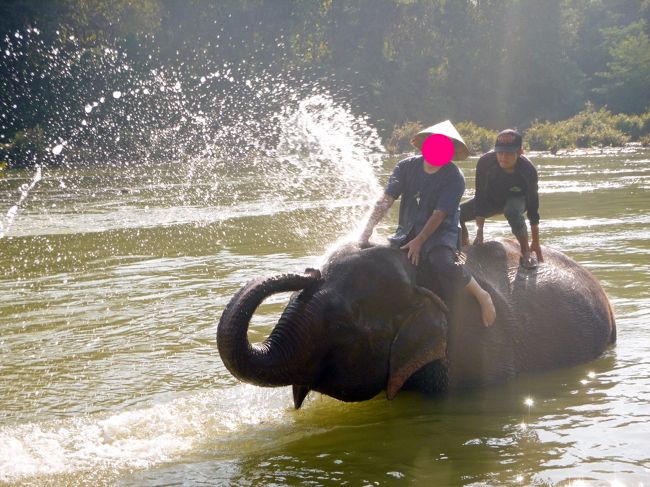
[{"xmin": 385, "ymin": 155, "xmax": 465, "ymax": 255}]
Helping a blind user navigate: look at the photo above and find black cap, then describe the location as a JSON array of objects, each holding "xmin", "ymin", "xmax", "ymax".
[{"xmin": 494, "ymin": 129, "xmax": 522, "ymax": 153}]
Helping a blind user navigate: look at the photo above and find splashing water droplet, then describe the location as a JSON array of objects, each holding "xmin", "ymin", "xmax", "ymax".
[
  {"xmin": 52, "ymin": 144, "xmax": 64, "ymax": 155},
  {"xmin": 112, "ymin": 91, "xmax": 121, "ymax": 99},
  {"xmin": 84, "ymin": 104, "xmax": 92, "ymax": 113}
]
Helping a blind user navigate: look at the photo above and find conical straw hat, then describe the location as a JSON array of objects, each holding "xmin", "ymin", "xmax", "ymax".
[{"xmin": 410, "ymin": 120, "xmax": 470, "ymax": 161}]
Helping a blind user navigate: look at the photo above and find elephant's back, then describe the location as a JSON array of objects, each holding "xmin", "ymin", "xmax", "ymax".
[{"xmin": 463, "ymin": 239, "xmax": 615, "ymax": 372}]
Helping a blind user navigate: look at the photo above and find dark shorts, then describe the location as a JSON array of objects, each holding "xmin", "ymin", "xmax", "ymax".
[
  {"xmin": 460, "ymin": 196, "xmax": 527, "ymax": 236},
  {"xmin": 416, "ymin": 246, "xmax": 471, "ymax": 304}
]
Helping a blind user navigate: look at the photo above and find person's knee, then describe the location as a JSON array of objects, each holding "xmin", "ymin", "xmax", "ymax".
[
  {"xmin": 503, "ymin": 204, "xmax": 523, "ymax": 221},
  {"xmin": 504, "ymin": 198, "xmax": 526, "ymax": 233},
  {"xmin": 459, "ymin": 199, "xmax": 474, "ymax": 224},
  {"xmin": 428, "ymin": 254, "xmax": 464, "ymax": 283},
  {"xmin": 508, "ymin": 219, "xmax": 527, "ymax": 236}
]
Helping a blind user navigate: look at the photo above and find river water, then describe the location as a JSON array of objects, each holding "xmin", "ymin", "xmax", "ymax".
[{"xmin": 1, "ymin": 147, "xmax": 649, "ymax": 486}]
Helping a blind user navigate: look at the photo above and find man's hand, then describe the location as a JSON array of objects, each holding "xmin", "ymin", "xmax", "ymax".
[
  {"xmin": 530, "ymin": 240, "xmax": 544, "ymax": 262},
  {"xmin": 359, "ymin": 228, "xmax": 372, "ymax": 248},
  {"xmin": 473, "ymin": 227, "xmax": 484, "ymax": 245},
  {"xmin": 401, "ymin": 237, "xmax": 423, "ymax": 266},
  {"xmin": 358, "ymin": 194, "xmax": 395, "ymax": 249},
  {"xmin": 530, "ymin": 224, "xmax": 543, "ymax": 262}
]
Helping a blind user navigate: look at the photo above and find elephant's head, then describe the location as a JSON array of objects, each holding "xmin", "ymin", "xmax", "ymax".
[{"xmin": 217, "ymin": 245, "xmax": 449, "ymax": 408}]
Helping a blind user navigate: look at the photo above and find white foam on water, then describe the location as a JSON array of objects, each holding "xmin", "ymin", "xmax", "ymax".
[
  {"xmin": 0, "ymin": 385, "xmax": 301, "ymax": 484},
  {"xmin": 539, "ymin": 180, "xmax": 626, "ymax": 193}
]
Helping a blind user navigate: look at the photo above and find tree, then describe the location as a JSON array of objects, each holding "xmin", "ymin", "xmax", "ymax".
[{"xmin": 596, "ymin": 21, "xmax": 650, "ymax": 113}]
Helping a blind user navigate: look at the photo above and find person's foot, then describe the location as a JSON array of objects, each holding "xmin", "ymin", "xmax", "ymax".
[
  {"xmin": 519, "ymin": 252, "xmax": 538, "ymax": 269},
  {"xmin": 477, "ymin": 290, "xmax": 496, "ymax": 327}
]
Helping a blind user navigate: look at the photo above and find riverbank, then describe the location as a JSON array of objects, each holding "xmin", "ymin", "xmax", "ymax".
[
  {"xmin": 3, "ymin": 105, "xmax": 650, "ymax": 169},
  {"xmin": 386, "ymin": 104, "xmax": 650, "ymax": 155}
]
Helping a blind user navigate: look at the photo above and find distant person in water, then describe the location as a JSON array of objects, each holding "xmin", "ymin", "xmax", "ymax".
[
  {"xmin": 360, "ymin": 120, "xmax": 496, "ymax": 327},
  {"xmin": 460, "ymin": 129, "xmax": 542, "ymax": 269}
]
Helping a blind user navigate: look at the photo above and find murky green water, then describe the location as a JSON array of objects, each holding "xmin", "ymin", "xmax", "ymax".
[{"xmin": 1, "ymin": 148, "xmax": 649, "ymax": 486}]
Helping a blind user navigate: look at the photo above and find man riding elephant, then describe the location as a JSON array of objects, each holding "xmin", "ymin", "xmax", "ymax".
[
  {"xmin": 360, "ymin": 120, "xmax": 496, "ymax": 327},
  {"xmin": 460, "ymin": 129, "xmax": 542, "ymax": 269}
]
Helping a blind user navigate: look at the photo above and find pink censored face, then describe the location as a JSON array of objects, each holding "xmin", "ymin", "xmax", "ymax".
[{"xmin": 421, "ymin": 134, "xmax": 455, "ymax": 166}]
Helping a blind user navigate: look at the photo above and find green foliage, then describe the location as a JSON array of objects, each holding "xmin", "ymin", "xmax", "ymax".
[
  {"xmin": 595, "ymin": 21, "xmax": 650, "ymax": 114},
  {"xmin": 385, "ymin": 121, "xmax": 423, "ymax": 154},
  {"xmin": 640, "ymin": 134, "xmax": 650, "ymax": 147},
  {"xmin": 385, "ymin": 120, "xmax": 496, "ymax": 155},
  {"xmin": 1, "ymin": 0, "xmax": 650, "ymax": 162},
  {"xmin": 455, "ymin": 122, "xmax": 494, "ymax": 155},
  {"xmin": 524, "ymin": 104, "xmax": 636, "ymax": 150},
  {"xmin": 524, "ymin": 121, "xmax": 565, "ymax": 152},
  {"xmin": 613, "ymin": 113, "xmax": 645, "ymax": 141},
  {"xmin": 61, "ymin": 0, "xmax": 163, "ymax": 43},
  {"xmin": 0, "ymin": 126, "xmax": 48, "ymax": 168}
]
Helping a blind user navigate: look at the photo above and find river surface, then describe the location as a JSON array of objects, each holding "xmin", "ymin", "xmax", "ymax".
[{"xmin": 1, "ymin": 148, "xmax": 649, "ymax": 486}]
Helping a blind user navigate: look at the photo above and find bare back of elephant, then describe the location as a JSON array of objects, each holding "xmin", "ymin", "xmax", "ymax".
[{"xmin": 462, "ymin": 239, "xmax": 616, "ymax": 374}]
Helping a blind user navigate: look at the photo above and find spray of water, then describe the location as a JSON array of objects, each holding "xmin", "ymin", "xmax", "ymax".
[
  {"xmin": 0, "ymin": 27, "xmax": 385, "ymax": 483},
  {"xmin": 0, "ymin": 385, "xmax": 312, "ymax": 484},
  {"xmin": 1, "ymin": 28, "xmax": 384, "ymax": 239},
  {"xmin": 0, "ymin": 165, "xmax": 41, "ymax": 238}
]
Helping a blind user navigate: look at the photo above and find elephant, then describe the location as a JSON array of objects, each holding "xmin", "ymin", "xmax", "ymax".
[{"xmin": 217, "ymin": 239, "xmax": 616, "ymax": 409}]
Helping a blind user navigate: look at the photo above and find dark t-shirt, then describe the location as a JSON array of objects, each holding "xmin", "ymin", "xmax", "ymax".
[
  {"xmin": 474, "ymin": 151, "xmax": 540, "ymax": 225},
  {"xmin": 385, "ymin": 155, "xmax": 465, "ymax": 254}
]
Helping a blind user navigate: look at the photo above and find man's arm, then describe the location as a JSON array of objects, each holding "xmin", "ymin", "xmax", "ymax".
[
  {"xmin": 525, "ymin": 161, "xmax": 543, "ymax": 261},
  {"xmin": 473, "ymin": 156, "xmax": 489, "ymax": 245},
  {"xmin": 530, "ymin": 224, "xmax": 543, "ymax": 262},
  {"xmin": 401, "ymin": 209, "xmax": 446, "ymax": 266},
  {"xmin": 360, "ymin": 194, "xmax": 395, "ymax": 245},
  {"xmin": 474, "ymin": 216, "xmax": 486, "ymax": 245}
]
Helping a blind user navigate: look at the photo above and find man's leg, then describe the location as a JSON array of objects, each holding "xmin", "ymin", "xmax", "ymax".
[
  {"xmin": 459, "ymin": 199, "xmax": 475, "ymax": 247},
  {"xmin": 424, "ymin": 246, "xmax": 496, "ymax": 327},
  {"xmin": 465, "ymin": 276, "xmax": 497, "ymax": 327},
  {"xmin": 503, "ymin": 196, "xmax": 535, "ymax": 267},
  {"xmin": 460, "ymin": 199, "xmax": 502, "ymax": 247}
]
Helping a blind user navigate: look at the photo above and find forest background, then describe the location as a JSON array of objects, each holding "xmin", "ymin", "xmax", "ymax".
[{"xmin": 1, "ymin": 0, "xmax": 650, "ymax": 168}]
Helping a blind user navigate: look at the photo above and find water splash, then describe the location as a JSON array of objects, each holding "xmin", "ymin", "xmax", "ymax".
[
  {"xmin": 0, "ymin": 28, "xmax": 384, "ymax": 239},
  {"xmin": 0, "ymin": 385, "xmax": 322, "ymax": 484},
  {"xmin": 0, "ymin": 25, "xmax": 385, "ymax": 485},
  {"xmin": 0, "ymin": 165, "xmax": 42, "ymax": 238}
]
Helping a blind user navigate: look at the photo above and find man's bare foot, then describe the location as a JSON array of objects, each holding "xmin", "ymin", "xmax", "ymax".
[{"xmin": 477, "ymin": 290, "xmax": 496, "ymax": 327}]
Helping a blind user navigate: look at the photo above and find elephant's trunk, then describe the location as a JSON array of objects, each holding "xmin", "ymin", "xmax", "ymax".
[{"xmin": 217, "ymin": 273, "xmax": 320, "ymax": 386}]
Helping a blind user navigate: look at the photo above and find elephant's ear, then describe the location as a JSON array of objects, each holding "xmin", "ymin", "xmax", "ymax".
[{"xmin": 387, "ymin": 287, "xmax": 448, "ymax": 400}]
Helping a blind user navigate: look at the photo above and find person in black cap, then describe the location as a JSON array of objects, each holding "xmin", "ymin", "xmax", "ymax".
[
  {"xmin": 360, "ymin": 122, "xmax": 496, "ymax": 327},
  {"xmin": 459, "ymin": 129, "xmax": 543, "ymax": 269}
]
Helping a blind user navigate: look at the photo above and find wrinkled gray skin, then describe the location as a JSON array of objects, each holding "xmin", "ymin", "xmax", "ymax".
[{"xmin": 217, "ymin": 239, "xmax": 616, "ymax": 409}]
